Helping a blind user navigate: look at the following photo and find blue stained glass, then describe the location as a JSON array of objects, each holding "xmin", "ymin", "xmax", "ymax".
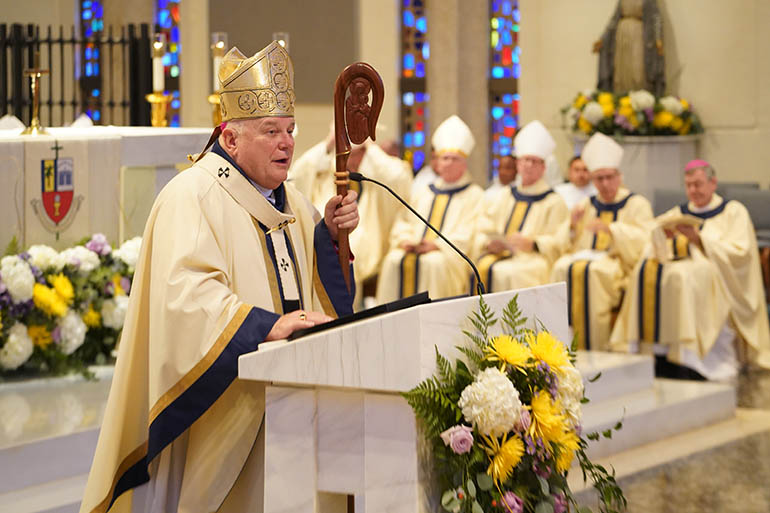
[
  {"xmin": 85, "ymin": 62, "xmax": 93, "ymax": 76},
  {"xmin": 170, "ymin": 65, "xmax": 179, "ymax": 78},
  {"xmin": 93, "ymin": 110, "xmax": 100, "ymax": 121},
  {"xmin": 492, "ymin": 67, "xmax": 504, "ymax": 79},
  {"xmin": 91, "ymin": 19, "xmax": 99, "ymax": 31},
  {"xmin": 158, "ymin": 0, "xmax": 168, "ymax": 8},
  {"xmin": 512, "ymin": 54, "xmax": 519, "ymax": 64},
  {"xmin": 415, "ymin": 92, "xmax": 425, "ymax": 102},
  {"xmin": 403, "ymin": 54, "xmax": 415, "ymax": 70},
  {"xmin": 403, "ymin": 92, "xmax": 414, "ymax": 106},
  {"xmin": 503, "ymin": 94, "xmax": 513, "ymax": 104},
  {"xmin": 416, "ymin": 16, "xmax": 427, "ymax": 32},
  {"xmin": 513, "ymin": 9, "xmax": 521, "ymax": 22},
  {"xmin": 159, "ymin": 10, "xmax": 170, "ymax": 28},
  {"xmin": 93, "ymin": 48, "xmax": 99, "ymax": 59},
  {"xmin": 93, "ymin": 63, "xmax": 99, "ymax": 75},
  {"xmin": 503, "ymin": 32, "xmax": 512, "ymax": 45},
  {"xmin": 404, "ymin": 132, "xmax": 413, "ymax": 147},
  {"xmin": 173, "ymin": 90, "xmax": 180, "ymax": 98},
  {"xmin": 403, "ymin": 0, "xmax": 410, "ymax": 7},
  {"xmin": 501, "ymin": 146, "xmax": 511, "ymax": 156},
  {"xmin": 170, "ymin": 53, "xmax": 178, "ymax": 65},
  {"xmin": 504, "ymin": 116, "xmax": 514, "ymax": 127},
  {"xmin": 422, "ymin": 42, "xmax": 430, "ymax": 60},
  {"xmin": 171, "ymin": 115, "xmax": 179, "ymax": 127},
  {"xmin": 403, "ymin": 11, "xmax": 414, "ymax": 27},
  {"xmin": 501, "ymin": 136, "xmax": 511, "ymax": 147},
  {"xmin": 172, "ymin": 99, "xmax": 180, "ymax": 108},
  {"xmin": 83, "ymin": 10, "xmax": 92, "ymax": 20},
  {"xmin": 492, "ymin": 0, "xmax": 500, "ymax": 10},
  {"xmin": 84, "ymin": 27, "xmax": 93, "ymax": 37},
  {"xmin": 85, "ymin": 47, "xmax": 92, "ymax": 59},
  {"xmin": 171, "ymin": 26, "xmax": 180, "ymax": 43},
  {"xmin": 414, "ymin": 131, "xmax": 425, "ymax": 147},
  {"xmin": 513, "ymin": 64, "xmax": 521, "ymax": 78},
  {"xmin": 163, "ymin": 54, "xmax": 171, "ymax": 66},
  {"xmin": 492, "ymin": 106, "xmax": 504, "ymax": 120},
  {"xmin": 92, "ymin": 88, "xmax": 100, "ymax": 97},
  {"xmin": 82, "ymin": 0, "xmax": 92, "ymax": 8},
  {"xmin": 514, "ymin": 93, "xmax": 521, "ymax": 100},
  {"xmin": 413, "ymin": 151, "xmax": 425, "ymax": 171},
  {"xmin": 502, "ymin": 1, "xmax": 511, "ymax": 14},
  {"xmin": 504, "ymin": 107, "xmax": 511, "ymax": 115},
  {"xmin": 415, "ymin": 62, "xmax": 425, "ymax": 77},
  {"xmin": 94, "ymin": 4, "xmax": 103, "ymax": 18}
]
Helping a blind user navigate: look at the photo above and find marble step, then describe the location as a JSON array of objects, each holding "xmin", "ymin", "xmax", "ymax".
[
  {"xmin": 0, "ymin": 474, "xmax": 85, "ymax": 513},
  {"xmin": 581, "ymin": 378, "xmax": 736, "ymax": 460},
  {"xmin": 575, "ymin": 350, "xmax": 654, "ymax": 404}
]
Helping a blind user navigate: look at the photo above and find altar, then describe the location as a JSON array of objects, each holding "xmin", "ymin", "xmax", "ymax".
[{"xmin": 0, "ymin": 126, "xmax": 211, "ymax": 251}]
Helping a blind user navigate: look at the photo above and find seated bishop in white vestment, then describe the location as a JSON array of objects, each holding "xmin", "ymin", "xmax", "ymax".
[
  {"xmin": 473, "ymin": 121, "xmax": 569, "ymax": 293},
  {"xmin": 377, "ymin": 115, "xmax": 483, "ymax": 303},
  {"xmin": 551, "ymin": 133, "xmax": 653, "ymax": 351},
  {"xmin": 611, "ymin": 160, "xmax": 770, "ymax": 380},
  {"xmin": 289, "ymin": 132, "xmax": 412, "ymax": 306}
]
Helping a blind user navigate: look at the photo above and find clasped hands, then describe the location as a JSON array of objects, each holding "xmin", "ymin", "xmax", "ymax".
[
  {"xmin": 485, "ymin": 233, "xmax": 534, "ymax": 255},
  {"xmin": 571, "ymin": 207, "xmax": 610, "ymax": 236},
  {"xmin": 399, "ymin": 239, "xmax": 439, "ymax": 254}
]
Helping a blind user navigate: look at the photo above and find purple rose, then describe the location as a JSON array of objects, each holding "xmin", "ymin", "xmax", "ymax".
[
  {"xmin": 553, "ymin": 493, "xmax": 567, "ymax": 513},
  {"xmin": 439, "ymin": 425, "xmax": 474, "ymax": 454},
  {"xmin": 501, "ymin": 491, "xmax": 523, "ymax": 513},
  {"xmin": 86, "ymin": 233, "xmax": 112, "ymax": 256}
]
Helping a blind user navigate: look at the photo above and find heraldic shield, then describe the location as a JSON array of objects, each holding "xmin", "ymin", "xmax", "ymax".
[{"xmin": 41, "ymin": 157, "xmax": 74, "ymax": 225}]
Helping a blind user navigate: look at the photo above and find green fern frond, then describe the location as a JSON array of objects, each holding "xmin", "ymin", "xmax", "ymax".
[{"xmin": 501, "ymin": 294, "xmax": 526, "ymax": 338}]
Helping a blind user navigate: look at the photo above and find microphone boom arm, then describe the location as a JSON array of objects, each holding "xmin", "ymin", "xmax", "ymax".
[{"xmin": 350, "ymin": 172, "xmax": 486, "ymax": 296}]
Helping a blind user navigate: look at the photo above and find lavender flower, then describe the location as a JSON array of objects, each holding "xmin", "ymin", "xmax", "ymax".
[
  {"xmin": 51, "ymin": 325, "xmax": 62, "ymax": 343},
  {"xmin": 86, "ymin": 233, "xmax": 112, "ymax": 256},
  {"xmin": 501, "ymin": 491, "xmax": 524, "ymax": 513},
  {"xmin": 120, "ymin": 277, "xmax": 132, "ymax": 295},
  {"xmin": 553, "ymin": 493, "xmax": 567, "ymax": 513},
  {"xmin": 644, "ymin": 108, "xmax": 654, "ymax": 122},
  {"xmin": 439, "ymin": 425, "xmax": 474, "ymax": 454}
]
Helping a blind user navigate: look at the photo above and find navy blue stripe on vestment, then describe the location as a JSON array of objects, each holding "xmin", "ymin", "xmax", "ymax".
[{"xmin": 313, "ymin": 221, "xmax": 355, "ymax": 316}]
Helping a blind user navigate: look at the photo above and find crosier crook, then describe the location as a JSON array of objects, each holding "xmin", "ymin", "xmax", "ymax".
[{"xmin": 333, "ymin": 63, "xmax": 384, "ymax": 292}]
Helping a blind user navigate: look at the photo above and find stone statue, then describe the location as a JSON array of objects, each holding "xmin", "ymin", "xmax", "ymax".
[{"xmin": 593, "ymin": 0, "xmax": 665, "ymax": 96}]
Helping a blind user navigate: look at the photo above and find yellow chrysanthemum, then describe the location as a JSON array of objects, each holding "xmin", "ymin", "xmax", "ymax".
[
  {"xmin": 653, "ymin": 110, "xmax": 673, "ymax": 128},
  {"xmin": 601, "ymin": 102, "xmax": 614, "ymax": 117},
  {"xmin": 678, "ymin": 119, "xmax": 692, "ymax": 135},
  {"xmin": 529, "ymin": 390, "xmax": 568, "ymax": 446},
  {"xmin": 577, "ymin": 116, "xmax": 593, "ymax": 134},
  {"xmin": 597, "ymin": 92, "xmax": 614, "ymax": 105},
  {"xmin": 27, "ymin": 324, "xmax": 53, "ymax": 349},
  {"xmin": 82, "ymin": 304, "xmax": 102, "ymax": 328},
  {"xmin": 33, "ymin": 283, "xmax": 69, "ymax": 317},
  {"xmin": 527, "ymin": 331, "xmax": 570, "ymax": 374},
  {"xmin": 487, "ymin": 435, "xmax": 524, "ymax": 484},
  {"xmin": 553, "ymin": 429, "xmax": 581, "ymax": 473},
  {"xmin": 670, "ymin": 116, "xmax": 684, "ymax": 132},
  {"xmin": 619, "ymin": 96, "xmax": 632, "ymax": 108},
  {"xmin": 618, "ymin": 105, "xmax": 634, "ymax": 120},
  {"xmin": 680, "ymin": 98, "xmax": 690, "ymax": 110},
  {"xmin": 111, "ymin": 273, "xmax": 126, "ymax": 296},
  {"xmin": 485, "ymin": 334, "xmax": 532, "ymax": 371},
  {"xmin": 49, "ymin": 273, "xmax": 74, "ymax": 305},
  {"xmin": 573, "ymin": 94, "xmax": 588, "ymax": 110}
]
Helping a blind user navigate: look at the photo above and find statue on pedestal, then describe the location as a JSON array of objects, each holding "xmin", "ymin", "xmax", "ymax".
[{"xmin": 593, "ymin": 0, "xmax": 665, "ymax": 95}]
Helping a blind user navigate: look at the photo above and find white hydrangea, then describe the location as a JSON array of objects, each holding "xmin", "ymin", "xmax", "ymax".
[
  {"xmin": 101, "ymin": 295, "xmax": 129, "ymax": 330},
  {"xmin": 0, "ymin": 393, "xmax": 31, "ymax": 441},
  {"xmin": 581, "ymin": 101, "xmax": 604, "ymax": 125},
  {"xmin": 57, "ymin": 311, "xmax": 87, "ymax": 355},
  {"xmin": 0, "ymin": 323, "xmax": 34, "ymax": 370},
  {"xmin": 659, "ymin": 95, "xmax": 684, "ymax": 116},
  {"xmin": 0, "ymin": 256, "xmax": 34, "ymax": 302},
  {"xmin": 458, "ymin": 367, "xmax": 522, "ymax": 437},
  {"xmin": 60, "ymin": 246, "xmax": 100, "ymax": 274},
  {"xmin": 565, "ymin": 106, "xmax": 580, "ymax": 123},
  {"xmin": 27, "ymin": 244, "xmax": 65, "ymax": 271},
  {"xmin": 629, "ymin": 89, "xmax": 655, "ymax": 111},
  {"xmin": 557, "ymin": 365, "xmax": 585, "ymax": 428},
  {"xmin": 113, "ymin": 237, "xmax": 142, "ymax": 270}
]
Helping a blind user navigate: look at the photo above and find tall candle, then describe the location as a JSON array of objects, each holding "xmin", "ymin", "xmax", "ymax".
[
  {"xmin": 153, "ymin": 55, "xmax": 164, "ymax": 93},
  {"xmin": 213, "ymin": 55, "xmax": 222, "ymax": 92}
]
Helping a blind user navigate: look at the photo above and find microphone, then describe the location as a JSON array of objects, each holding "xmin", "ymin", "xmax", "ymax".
[{"xmin": 348, "ymin": 171, "xmax": 486, "ymax": 296}]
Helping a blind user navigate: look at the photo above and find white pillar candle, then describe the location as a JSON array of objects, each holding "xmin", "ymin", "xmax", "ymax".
[
  {"xmin": 213, "ymin": 55, "xmax": 222, "ymax": 92},
  {"xmin": 153, "ymin": 55, "xmax": 164, "ymax": 92}
]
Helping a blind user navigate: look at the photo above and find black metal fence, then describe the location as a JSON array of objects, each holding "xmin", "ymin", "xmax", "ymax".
[{"xmin": 1, "ymin": 22, "xmax": 154, "ymax": 127}]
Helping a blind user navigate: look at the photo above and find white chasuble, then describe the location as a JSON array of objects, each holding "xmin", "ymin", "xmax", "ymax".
[
  {"xmin": 376, "ymin": 175, "xmax": 484, "ymax": 303},
  {"xmin": 551, "ymin": 189, "xmax": 653, "ymax": 350},
  {"xmin": 80, "ymin": 151, "xmax": 354, "ymax": 513},
  {"xmin": 473, "ymin": 179, "xmax": 569, "ymax": 293},
  {"xmin": 611, "ymin": 194, "xmax": 770, "ymax": 374}
]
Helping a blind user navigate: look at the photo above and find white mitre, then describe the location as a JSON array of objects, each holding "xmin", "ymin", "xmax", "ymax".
[
  {"xmin": 581, "ymin": 132, "xmax": 624, "ymax": 172},
  {"xmin": 432, "ymin": 115, "xmax": 475, "ymax": 156},
  {"xmin": 514, "ymin": 120, "xmax": 555, "ymax": 160}
]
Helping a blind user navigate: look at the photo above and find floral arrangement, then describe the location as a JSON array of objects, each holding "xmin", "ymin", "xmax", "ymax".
[
  {"xmin": 0, "ymin": 234, "xmax": 141, "ymax": 378},
  {"xmin": 403, "ymin": 297, "xmax": 625, "ymax": 513},
  {"xmin": 563, "ymin": 89, "xmax": 703, "ymax": 137}
]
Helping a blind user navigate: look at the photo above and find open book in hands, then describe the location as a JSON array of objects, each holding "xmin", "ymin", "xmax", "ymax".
[{"xmin": 651, "ymin": 212, "xmax": 703, "ymax": 262}]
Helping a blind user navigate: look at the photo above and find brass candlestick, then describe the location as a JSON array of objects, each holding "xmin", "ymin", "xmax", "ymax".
[
  {"xmin": 145, "ymin": 92, "xmax": 174, "ymax": 127},
  {"xmin": 21, "ymin": 51, "xmax": 49, "ymax": 136}
]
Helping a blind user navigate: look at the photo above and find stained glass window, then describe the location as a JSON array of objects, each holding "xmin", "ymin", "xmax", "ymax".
[
  {"xmin": 489, "ymin": 0, "xmax": 520, "ymax": 180},
  {"xmin": 156, "ymin": 0, "xmax": 181, "ymax": 126},
  {"xmin": 400, "ymin": 0, "xmax": 429, "ymax": 172},
  {"xmin": 79, "ymin": 0, "xmax": 104, "ymax": 124}
]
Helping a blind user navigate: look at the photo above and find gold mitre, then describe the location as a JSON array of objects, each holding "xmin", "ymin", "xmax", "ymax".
[{"xmin": 218, "ymin": 41, "xmax": 295, "ymax": 122}]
